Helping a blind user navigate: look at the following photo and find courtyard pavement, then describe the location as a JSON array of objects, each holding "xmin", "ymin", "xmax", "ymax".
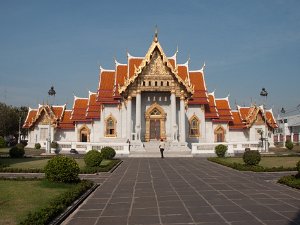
[{"xmin": 62, "ymin": 158, "xmax": 300, "ymax": 225}]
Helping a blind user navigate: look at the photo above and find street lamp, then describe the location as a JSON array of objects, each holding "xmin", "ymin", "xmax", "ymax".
[
  {"xmin": 281, "ymin": 107, "xmax": 286, "ymax": 147},
  {"xmin": 47, "ymin": 86, "xmax": 56, "ymax": 154},
  {"xmin": 260, "ymin": 88, "xmax": 268, "ymax": 152}
]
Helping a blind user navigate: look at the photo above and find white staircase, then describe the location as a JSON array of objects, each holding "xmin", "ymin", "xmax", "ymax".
[{"xmin": 129, "ymin": 140, "xmax": 192, "ymax": 158}]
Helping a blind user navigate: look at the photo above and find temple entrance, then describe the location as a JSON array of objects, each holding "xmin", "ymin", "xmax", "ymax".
[
  {"xmin": 150, "ymin": 119, "xmax": 160, "ymax": 140},
  {"xmin": 145, "ymin": 102, "xmax": 166, "ymax": 141}
]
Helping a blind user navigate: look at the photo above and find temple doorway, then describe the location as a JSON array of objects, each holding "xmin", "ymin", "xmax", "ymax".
[{"xmin": 145, "ymin": 102, "xmax": 166, "ymax": 141}]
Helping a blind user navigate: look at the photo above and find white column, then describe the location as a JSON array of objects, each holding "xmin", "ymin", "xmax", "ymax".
[
  {"xmin": 135, "ymin": 90, "xmax": 141, "ymax": 141},
  {"xmin": 127, "ymin": 96, "xmax": 132, "ymax": 140},
  {"xmin": 180, "ymin": 94, "xmax": 186, "ymax": 143},
  {"xmin": 171, "ymin": 90, "xmax": 177, "ymax": 141}
]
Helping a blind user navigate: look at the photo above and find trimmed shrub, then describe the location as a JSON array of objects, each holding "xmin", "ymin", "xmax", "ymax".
[
  {"xmin": 51, "ymin": 141, "xmax": 58, "ymax": 149},
  {"xmin": 9, "ymin": 143, "xmax": 25, "ymax": 158},
  {"xmin": 84, "ymin": 150, "xmax": 103, "ymax": 167},
  {"xmin": 101, "ymin": 146, "xmax": 116, "ymax": 160},
  {"xmin": 285, "ymin": 140, "xmax": 294, "ymax": 150},
  {"xmin": 0, "ymin": 136, "xmax": 6, "ymax": 148},
  {"xmin": 243, "ymin": 150, "xmax": 261, "ymax": 166},
  {"xmin": 44, "ymin": 156, "xmax": 80, "ymax": 183},
  {"xmin": 215, "ymin": 144, "xmax": 228, "ymax": 158},
  {"xmin": 35, "ymin": 143, "xmax": 41, "ymax": 149}
]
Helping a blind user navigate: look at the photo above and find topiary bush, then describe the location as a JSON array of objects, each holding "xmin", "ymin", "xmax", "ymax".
[
  {"xmin": 51, "ymin": 141, "xmax": 58, "ymax": 149},
  {"xmin": 44, "ymin": 156, "xmax": 80, "ymax": 183},
  {"xmin": 35, "ymin": 143, "xmax": 41, "ymax": 149},
  {"xmin": 84, "ymin": 150, "xmax": 103, "ymax": 167},
  {"xmin": 9, "ymin": 143, "xmax": 25, "ymax": 158},
  {"xmin": 243, "ymin": 150, "xmax": 261, "ymax": 166},
  {"xmin": 0, "ymin": 136, "xmax": 6, "ymax": 148},
  {"xmin": 215, "ymin": 144, "xmax": 228, "ymax": 158},
  {"xmin": 101, "ymin": 146, "xmax": 116, "ymax": 160},
  {"xmin": 285, "ymin": 140, "xmax": 294, "ymax": 150}
]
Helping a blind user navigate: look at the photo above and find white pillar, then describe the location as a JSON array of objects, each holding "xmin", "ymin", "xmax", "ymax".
[
  {"xmin": 180, "ymin": 94, "xmax": 186, "ymax": 143},
  {"xmin": 171, "ymin": 90, "xmax": 177, "ymax": 141},
  {"xmin": 127, "ymin": 96, "xmax": 132, "ymax": 140},
  {"xmin": 135, "ymin": 90, "xmax": 141, "ymax": 141}
]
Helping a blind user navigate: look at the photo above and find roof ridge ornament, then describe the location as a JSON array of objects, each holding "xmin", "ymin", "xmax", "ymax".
[{"xmin": 154, "ymin": 25, "xmax": 158, "ymax": 43}]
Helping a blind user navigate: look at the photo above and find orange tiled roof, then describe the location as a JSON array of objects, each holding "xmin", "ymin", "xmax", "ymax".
[
  {"xmin": 52, "ymin": 106, "xmax": 64, "ymax": 120},
  {"xmin": 86, "ymin": 92, "xmax": 101, "ymax": 119},
  {"xmin": 177, "ymin": 65, "xmax": 188, "ymax": 81},
  {"xmin": 58, "ymin": 110, "xmax": 74, "ymax": 129},
  {"xmin": 128, "ymin": 58, "xmax": 143, "ymax": 78},
  {"xmin": 97, "ymin": 70, "xmax": 116, "ymax": 102},
  {"xmin": 214, "ymin": 98, "xmax": 233, "ymax": 122},
  {"xmin": 266, "ymin": 110, "xmax": 278, "ymax": 129},
  {"xmin": 189, "ymin": 71, "xmax": 209, "ymax": 104},
  {"xmin": 229, "ymin": 111, "xmax": 245, "ymax": 130},
  {"xmin": 71, "ymin": 97, "xmax": 88, "ymax": 121},
  {"xmin": 23, "ymin": 108, "xmax": 38, "ymax": 128},
  {"xmin": 205, "ymin": 93, "xmax": 219, "ymax": 119},
  {"xmin": 116, "ymin": 64, "xmax": 127, "ymax": 87},
  {"xmin": 168, "ymin": 58, "xmax": 176, "ymax": 69}
]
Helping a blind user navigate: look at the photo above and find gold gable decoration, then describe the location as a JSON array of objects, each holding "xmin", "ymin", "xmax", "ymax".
[
  {"xmin": 118, "ymin": 35, "xmax": 194, "ymax": 97},
  {"xmin": 32, "ymin": 105, "xmax": 59, "ymax": 127}
]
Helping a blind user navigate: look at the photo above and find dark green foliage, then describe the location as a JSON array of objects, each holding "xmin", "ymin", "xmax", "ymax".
[
  {"xmin": 80, "ymin": 159, "xmax": 121, "ymax": 173},
  {"xmin": 243, "ymin": 150, "xmax": 261, "ymax": 166},
  {"xmin": 84, "ymin": 150, "xmax": 103, "ymax": 167},
  {"xmin": 278, "ymin": 175, "xmax": 300, "ymax": 189},
  {"xmin": 19, "ymin": 180, "xmax": 94, "ymax": 225},
  {"xmin": 297, "ymin": 160, "xmax": 300, "ymax": 174},
  {"xmin": 44, "ymin": 156, "xmax": 80, "ymax": 183},
  {"xmin": 101, "ymin": 146, "xmax": 116, "ymax": 159},
  {"xmin": 35, "ymin": 143, "xmax": 41, "ymax": 149},
  {"xmin": 214, "ymin": 144, "xmax": 228, "ymax": 157},
  {"xmin": 0, "ymin": 136, "xmax": 6, "ymax": 148},
  {"xmin": 9, "ymin": 143, "xmax": 25, "ymax": 158},
  {"xmin": 285, "ymin": 140, "xmax": 294, "ymax": 150},
  {"xmin": 207, "ymin": 157, "xmax": 297, "ymax": 172}
]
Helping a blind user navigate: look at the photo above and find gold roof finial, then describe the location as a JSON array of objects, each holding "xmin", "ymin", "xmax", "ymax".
[{"xmin": 154, "ymin": 25, "xmax": 158, "ymax": 42}]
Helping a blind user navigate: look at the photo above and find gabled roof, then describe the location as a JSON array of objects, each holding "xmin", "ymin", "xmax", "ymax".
[
  {"xmin": 97, "ymin": 67, "xmax": 117, "ymax": 103},
  {"xmin": 86, "ymin": 91, "xmax": 101, "ymax": 119},
  {"xmin": 266, "ymin": 109, "xmax": 278, "ymax": 129},
  {"xmin": 213, "ymin": 97, "xmax": 233, "ymax": 122},
  {"xmin": 229, "ymin": 111, "xmax": 246, "ymax": 130},
  {"xmin": 58, "ymin": 110, "xmax": 74, "ymax": 129},
  {"xmin": 23, "ymin": 108, "xmax": 38, "ymax": 128},
  {"xmin": 118, "ymin": 34, "xmax": 194, "ymax": 95},
  {"xmin": 71, "ymin": 96, "xmax": 88, "ymax": 121},
  {"xmin": 189, "ymin": 68, "xmax": 209, "ymax": 105},
  {"xmin": 205, "ymin": 92, "xmax": 219, "ymax": 119}
]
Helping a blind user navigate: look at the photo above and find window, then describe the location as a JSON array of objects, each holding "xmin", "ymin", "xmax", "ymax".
[
  {"xmin": 106, "ymin": 116, "xmax": 116, "ymax": 137},
  {"xmin": 150, "ymin": 108, "xmax": 161, "ymax": 115},
  {"xmin": 215, "ymin": 126, "xmax": 225, "ymax": 142},
  {"xmin": 189, "ymin": 116, "xmax": 200, "ymax": 137}
]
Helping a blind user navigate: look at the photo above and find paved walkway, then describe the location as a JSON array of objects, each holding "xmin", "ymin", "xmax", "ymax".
[{"xmin": 63, "ymin": 158, "xmax": 300, "ymax": 225}]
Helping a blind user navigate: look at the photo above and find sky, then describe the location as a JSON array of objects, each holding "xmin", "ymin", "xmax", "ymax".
[{"xmin": 0, "ymin": 0, "xmax": 299, "ymax": 116}]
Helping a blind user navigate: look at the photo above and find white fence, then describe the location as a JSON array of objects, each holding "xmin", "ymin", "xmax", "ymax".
[
  {"xmin": 57, "ymin": 141, "xmax": 130, "ymax": 155},
  {"xmin": 191, "ymin": 142, "xmax": 263, "ymax": 155}
]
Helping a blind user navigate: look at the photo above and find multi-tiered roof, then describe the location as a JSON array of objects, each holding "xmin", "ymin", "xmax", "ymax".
[{"xmin": 24, "ymin": 33, "xmax": 277, "ymax": 130}]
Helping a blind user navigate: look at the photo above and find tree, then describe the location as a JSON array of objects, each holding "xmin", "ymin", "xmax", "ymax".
[{"xmin": 0, "ymin": 102, "xmax": 28, "ymax": 139}]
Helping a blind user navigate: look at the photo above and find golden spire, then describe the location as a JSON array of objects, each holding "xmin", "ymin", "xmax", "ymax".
[{"xmin": 154, "ymin": 25, "xmax": 158, "ymax": 42}]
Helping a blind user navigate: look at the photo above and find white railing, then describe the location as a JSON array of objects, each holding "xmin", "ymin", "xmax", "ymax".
[
  {"xmin": 57, "ymin": 141, "xmax": 130, "ymax": 155},
  {"xmin": 191, "ymin": 141, "xmax": 262, "ymax": 155}
]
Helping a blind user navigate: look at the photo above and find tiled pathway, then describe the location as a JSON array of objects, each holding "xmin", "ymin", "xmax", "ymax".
[{"xmin": 63, "ymin": 158, "xmax": 300, "ymax": 225}]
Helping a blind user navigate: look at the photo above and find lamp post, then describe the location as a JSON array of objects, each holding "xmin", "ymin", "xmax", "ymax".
[
  {"xmin": 47, "ymin": 86, "xmax": 56, "ymax": 154},
  {"xmin": 281, "ymin": 107, "xmax": 286, "ymax": 147},
  {"xmin": 260, "ymin": 88, "xmax": 268, "ymax": 152}
]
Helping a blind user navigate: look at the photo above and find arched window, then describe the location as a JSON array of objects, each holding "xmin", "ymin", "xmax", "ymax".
[
  {"xmin": 189, "ymin": 116, "xmax": 200, "ymax": 137},
  {"xmin": 214, "ymin": 126, "xmax": 225, "ymax": 142},
  {"xmin": 161, "ymin": 81, "xmax": 163, "ymax": 86},
  {"xmin": 155, "ymin": 81, "xmax": 158, "ymax": 86},
  {"xmin": 78, "ymin": 125, "xmax": 90, "ymax": 142},
  {"xmin": 105, "ymin": 116, "xmax": 116, "ymax": 137}
]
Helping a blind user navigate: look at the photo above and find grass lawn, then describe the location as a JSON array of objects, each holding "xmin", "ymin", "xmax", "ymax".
[
  {"xmin": 216, "ymin": 156, "xmax": 300, "ymax": 168},
  {"xmin": 0, "ymin": 179, "xmax": 76, "ymax": 225},
  {"xmin": 0, "ymin": 157, "xmax": 114, "ymax": 171}
]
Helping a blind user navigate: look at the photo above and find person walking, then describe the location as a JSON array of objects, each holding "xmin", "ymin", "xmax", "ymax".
[{"xmin": 159, "ymin": 138, "xmax": 165, "ymax": 158}]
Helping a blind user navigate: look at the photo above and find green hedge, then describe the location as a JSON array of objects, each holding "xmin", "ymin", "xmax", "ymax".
[
  {"xmin": 208, "ymin": 157, "xmax": 297, "ymax": 172},
  {"xmin": 19, "ymin": 180, "xmax": 94, "ymax": 225},
  {"xmin": 278, "ymin": 175, "xmax": 300, "ymax": 189},
  {"xmin": 101, "ymin": 146, "xmax": 116, "ymax": 160},
  {"xmin": 84, "ymin": 150, "xmax": 103, "ymax": 167},
  {"xmin": 214, "ymin": 144, "xmax": 228, "ymax": 158}
]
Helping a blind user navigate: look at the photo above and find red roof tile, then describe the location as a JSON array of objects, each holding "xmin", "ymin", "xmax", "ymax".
[
  {"xmin": 205, "ymin": 93, "xmax": 219, "ymax": 119},
  {"xmin": 214, "ymin": 98, "xmax": 233, "ymax": 122},
  {"xmin": 177, "ymin": 65, "xmax": 188, "ymax": 81},
  {"xmin": 189, "ymin": 71, "xmax": 209, "ymax": 104},
  {"xmin": 58, "ymin": 110, "xmax": 74, "ymax": 129},
  {"xmin": 71, "ymin": 97, "xmax": 88, "ymax": 121},
  {"xmin": 97, "ymin": 70, "xmax": 116, "ymax": 102},
  {"xmin": 128, "ymin": 58, "xmax": 143, "ymax": 78},
  {"xmin": 86, "ymin": 92, "xmax": 101, "ymax": 119},
  {"xmin": 23, "ymin": 109, "xmax": 38, "ymax": 128},
  {"xmin": 229, "ymin": 111, "xmax": 245, "ymax": 130}
]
